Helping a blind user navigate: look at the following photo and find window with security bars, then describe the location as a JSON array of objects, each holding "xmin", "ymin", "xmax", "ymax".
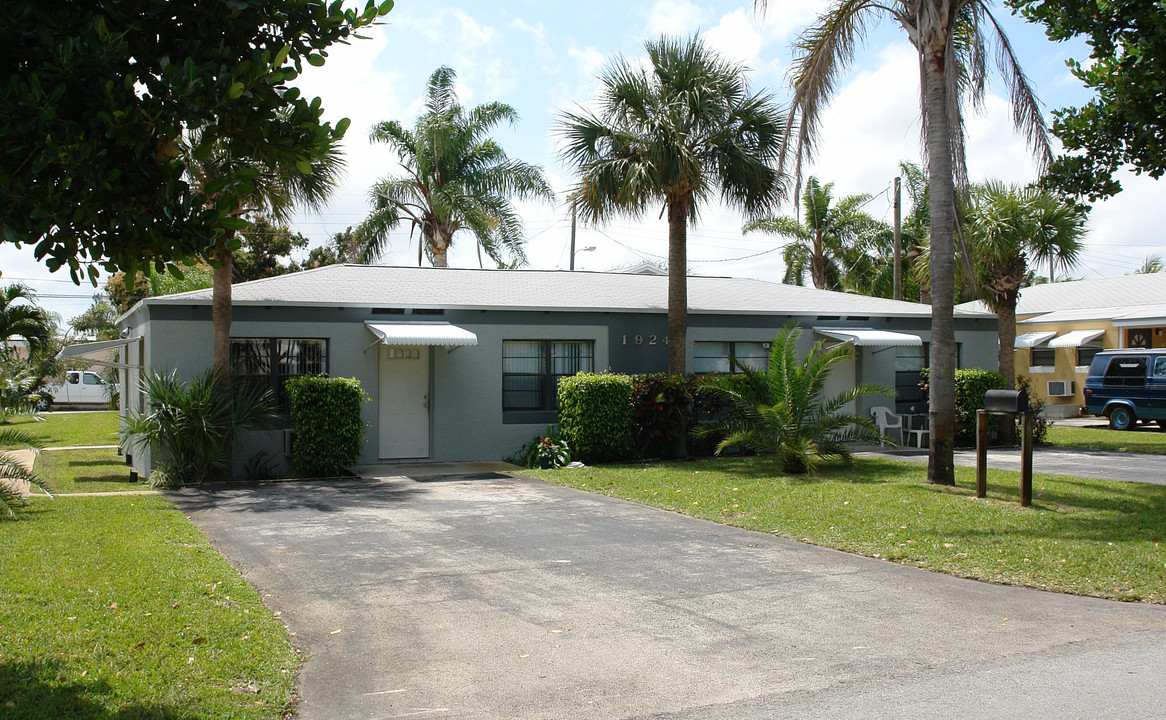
[
  {"xmin": 693, "ymin": 341, "xmax": 770, "ymax": 373},
  {"xmin": 230, "ymin": 338, "xmax": 327, "ymax": 412},
  {"xmin": 503, "ymin": 340, "xmax": 593, "ymax": 410}
]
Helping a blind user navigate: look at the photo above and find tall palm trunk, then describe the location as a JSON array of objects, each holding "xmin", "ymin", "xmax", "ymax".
[
  {"xmin": 427, "ymin": 222, "xmax": 454, "ymax": 267},
  {"xmin": 810, "ymin": 232, "xmax": 828, "ymax": 290},
  {"xmin": 996, "ymin": 288, "xmax": 1019, "ymax": 445},
  {"xmin": 666, "ymin": 196, "xmax": 689, "ymax": 376},
  {"xmin": 921, "ymin": 24, "xmax": 957, "ymax": 486},
  {"xmin": 666, "ymin": 195, "xmax": 689, "ymax": 458},
  {"xmin": 212, "ymin": 234, "xmax": 234, "ymax": 377}
]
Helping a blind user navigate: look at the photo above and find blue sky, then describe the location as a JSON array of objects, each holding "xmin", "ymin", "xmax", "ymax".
[{"xmin": 5, "ymin": 0, "xmax": 1162, "ymax": 324}]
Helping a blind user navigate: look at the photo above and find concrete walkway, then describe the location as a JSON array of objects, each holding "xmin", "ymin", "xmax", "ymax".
[
  {"xmin": 172, "ymin": 469, "xmax": 1166, "ymax": 720},
  {"xmin": 0, "ymin": 448, "xmax": 38, "ymax": 496}
]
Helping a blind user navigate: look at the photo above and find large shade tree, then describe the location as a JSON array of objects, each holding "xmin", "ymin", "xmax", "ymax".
[
  {"xmin": 744, "ymin": 176, "xmax": 884, "ymax": 291},
  {"xmin": 2, "ymin": 0, "xmax": 391, "ymax": 284},
  {"xmin": 756, "ymin": 0, "xmax": 1053, "ymax": 485},
  {"xmin": 558, "ymin": 35, "xmax": 785, "ymax": 376},
  {"xmin": 1009, "ymin": 1, "xmax": 1166, "ymax": 202},
  {"xmin": 356, "ymin": 66, "xmax": 555, "ymax": 268}
]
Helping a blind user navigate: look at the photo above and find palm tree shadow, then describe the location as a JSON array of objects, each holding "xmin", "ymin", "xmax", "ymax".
[{"xmin": 0, "ymin": 659, "xmax": 202, "ymax": 720}]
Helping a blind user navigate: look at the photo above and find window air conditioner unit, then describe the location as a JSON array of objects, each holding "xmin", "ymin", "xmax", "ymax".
[{"xmin": 1047, "ymin": 380, "xmax": 1075, "ymax": 397}]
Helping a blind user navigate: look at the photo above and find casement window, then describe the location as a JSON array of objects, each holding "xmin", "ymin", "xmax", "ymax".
[
  {"xmin": 230, "ymin": 338, "xmax": 328, "ymax": 412},
  {"xmin": 502, "ymin": 340, "xmax": 594, "ymax": 410},
  {"xmin": 693, "ymin": 341, "xmax": 770, "ymax": 374}
]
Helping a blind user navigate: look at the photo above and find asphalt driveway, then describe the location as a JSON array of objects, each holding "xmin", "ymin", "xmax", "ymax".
[{"xmin": 171, "ymin": 469, "xmax": 1166, "ymax": 720}]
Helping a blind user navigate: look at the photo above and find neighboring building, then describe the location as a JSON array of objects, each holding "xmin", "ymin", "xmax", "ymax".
[
  {"xmin": 115, "ymin": 265, "xmax": 997, "ymax": 479},
  {"xmin": 956, "ymin": 273, "xmax": 1166, "ymax": 417}
]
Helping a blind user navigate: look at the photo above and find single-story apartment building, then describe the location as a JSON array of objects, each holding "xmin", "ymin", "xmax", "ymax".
[
  {"xmin": 113, "ymin": 265, "xmax": 998, "ymax": 479},
  {"xmin": 956, "ymin": 272, "xmax": 1166, "ymax": 417}
]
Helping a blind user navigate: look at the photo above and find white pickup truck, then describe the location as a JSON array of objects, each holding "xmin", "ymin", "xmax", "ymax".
[{"xmin": 37, "ymin": 370, "xmax": 111, "ymax": 410}]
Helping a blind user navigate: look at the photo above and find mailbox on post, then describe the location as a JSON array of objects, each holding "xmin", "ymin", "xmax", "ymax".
[
  {"xmin": 977, "ymin": 389, "xmax": 1034, "ymax": 507},
  {"xmin": 984, "ymin": 389, "xmax": 1028, "ymax": 415}
]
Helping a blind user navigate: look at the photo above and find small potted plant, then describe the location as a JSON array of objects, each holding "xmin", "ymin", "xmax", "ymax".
[{"xmin": 535, "ymin": 435, "xmax": 570, "ymax": 469}]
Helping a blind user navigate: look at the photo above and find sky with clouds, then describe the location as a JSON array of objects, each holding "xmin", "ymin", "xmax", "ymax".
[{"xmin": 7, "ymin": 0, "xmax": 1164, "ymax": 324}]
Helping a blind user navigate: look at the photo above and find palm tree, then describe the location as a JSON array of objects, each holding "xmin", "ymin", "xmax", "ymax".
[
  {"xmin": 182, "ymin": 125, "xmax": 344, "ymax": 374},
  {"xmin": 0, "ymin": 284, "xmax": 54, "ymax": 357},
  {"xmin": 744, "ymin": 177, "xmax": 883, "ymax": 291},
  {"xmin": 756, "ymin": 0, "xmax": 1052, "ymax": 485},
  {"xmin": 356, "ymin": 66, "xmax": 555, "ymax": 268},
  {"xmin": 694, "ymin": 324, "xmax": 888, "ymax": 474},
  {"xmin": 1134, "ymin": 254, "xmax": 1164, "ymax": 275},
  {"xmin": 558, "ymin": 35, "xmax": 785, "ymax": 377},
  {"xmin": 965, "ymin": 181, "xmax": 1085, "ymax": 392}
]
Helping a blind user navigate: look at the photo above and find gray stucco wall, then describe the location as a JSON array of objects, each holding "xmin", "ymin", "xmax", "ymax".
[{"xmin": 122, "ymin": 302, "xmax": 998, "ymax": 478}]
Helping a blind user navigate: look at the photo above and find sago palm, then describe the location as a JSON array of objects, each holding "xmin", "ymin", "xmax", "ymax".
[
  {"xmin": 0, "ymin": 427, "xmax": 45, "ymax": 520},
  {"xmin": 356, "ymin": 66, "xmax": 555, "ymax": 268},
  {"xmin": 694, "ymin": 324, "xmax": 888, "ymax": 474},
  {"xmin": 744, "ymin": 176, "xmax": 884, "ymax": 291},
  {"xmin": 120, "ymin": 369, "xmax": 278, "ymax": 487},
  {"xmin": 756, "ymin": 0, "xmax": 1052, "ymax": 485},
  {"xmin": 558, "ymin": 35, "xmax": 785, "ymax": 377}
]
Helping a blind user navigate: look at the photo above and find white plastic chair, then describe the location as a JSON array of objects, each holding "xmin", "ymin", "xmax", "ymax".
[{"xmin": 870, "ymin": 406, "xmax": 904, "ymax": 446}]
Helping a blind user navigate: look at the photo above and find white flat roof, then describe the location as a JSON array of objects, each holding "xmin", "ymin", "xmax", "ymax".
[{"xmin": 140, "ymin": 265, "xmax": 989, "ymax": 319}]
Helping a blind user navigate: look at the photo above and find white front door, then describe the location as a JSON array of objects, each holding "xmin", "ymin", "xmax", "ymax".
[{"xmin": 379, "ymin": 345, "xmax": 430, "ymax": 459}]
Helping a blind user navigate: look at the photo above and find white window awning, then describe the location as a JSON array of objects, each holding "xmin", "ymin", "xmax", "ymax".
[
  {"xmin": 1014, "ymin": 331, "xmax": 1056, "ymax": 348},
  {"xmin": 365, "ymin": 321, "xmax": 478, "ymax": 347},
  {"xmin": 1047, "ymin": 329, "xmax": 1105, "ymax": 348},
  {"xmin": 814, "ymin": 328, "xmax": 923, "ymax": 347},
  {"xmin": 56, "ymin": 336, "xmax": 141, "ymax": 369}
]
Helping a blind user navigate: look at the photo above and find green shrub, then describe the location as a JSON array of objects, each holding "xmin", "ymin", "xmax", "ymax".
[
  {"xmin": 287, "ymin": 375, "xmax": 367, "ymax": 477},
  {"xmin": 920, "ymin": 367, "xmax": 1007, "ymax": 447},
  {"xmin": 557, "ymin": 373, "xmax": 633, "ymax": 463},
  {"xmin": 629, "ymin": 373, "xmax": 695, "ymax": 459},
  {"xmin": 121, "ymin": 369, "xmax": 277, "ymax": 487},
  {"xmin": 1015, "ymin": 374, "xmax": 1050, "ymax": 445}
]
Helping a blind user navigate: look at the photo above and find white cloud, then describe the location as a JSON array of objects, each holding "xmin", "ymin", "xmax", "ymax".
[
  {"xmin": 704, "ymin": 10, "xmax": 763, "ymax": 66},
  {"xmin": 644, "ymin": 0, "xmax": 707, "ymax": 37}
]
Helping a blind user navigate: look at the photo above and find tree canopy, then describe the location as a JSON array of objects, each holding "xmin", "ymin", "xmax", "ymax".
[
  {"xmin": 1, "ymin": 0, "xmax": 392, "ymax": 283},
  {"xmin": 1009, "ymin": 1, "xmax": 1166, "ymax": 201}
]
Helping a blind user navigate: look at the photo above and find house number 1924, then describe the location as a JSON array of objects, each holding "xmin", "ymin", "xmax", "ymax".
[{"xmin": 622, "ymin": 334, "xmax": 668, "ymax": 346}]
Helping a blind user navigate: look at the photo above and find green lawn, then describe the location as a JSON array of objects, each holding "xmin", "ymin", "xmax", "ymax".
[
  {"xmin": 1, "ymin": 411, "xmax": 119, "ymax": 448},
  {"xmin": 1046, "ymin": 423, "xmax": 1166, "ymax": 454},
  {"xmin": 527, "ymin": 456, "xmax": 1166, "ymax": 603},
  {"xmin": 36, "ymin": 449, "xmax": 139, "ymax": 494},
  {"xmin": 0, "ymin": 495, "xmax": 299, "ymax": 720}
]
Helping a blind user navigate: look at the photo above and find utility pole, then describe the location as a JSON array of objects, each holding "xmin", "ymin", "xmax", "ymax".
[
  {"xmin": 893, "ymin": 176, "xmax": 902, "ymax": 301},
  {"xmin": 569, "ymin": 199, "xmax": 578, "ymax": 271}
]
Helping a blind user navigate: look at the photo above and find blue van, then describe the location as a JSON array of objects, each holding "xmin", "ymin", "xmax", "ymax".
[{"xmin": 1083, "ymin": 348, "xmax": 1166, "ymax": 430}]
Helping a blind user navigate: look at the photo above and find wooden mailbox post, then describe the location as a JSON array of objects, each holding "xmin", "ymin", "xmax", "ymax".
[{"xmin": 976, "ymin": 389, "xmax": 1034, "ymax": 507}]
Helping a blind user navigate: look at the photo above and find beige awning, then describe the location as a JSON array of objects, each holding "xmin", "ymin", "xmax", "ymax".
[
  {"xmin": 814, "ymin": 328, "xmax": 922, "ymax": 347},
  {"xmin": 365, "ymin": 321, "xmax": 478, "ymax": 347}
]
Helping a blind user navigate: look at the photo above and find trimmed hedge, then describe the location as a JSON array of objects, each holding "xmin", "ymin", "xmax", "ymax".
[
  {"xmin": 286, "ymin": 375, "xmax": 367, "ymax": 477},
  {"xmin": 557, "ymin": 373, "xmax": 633, "ymax": 463},
  {"xmin": 921, "ymin": 367, "xmax": 1007, "ymax": 447}
]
